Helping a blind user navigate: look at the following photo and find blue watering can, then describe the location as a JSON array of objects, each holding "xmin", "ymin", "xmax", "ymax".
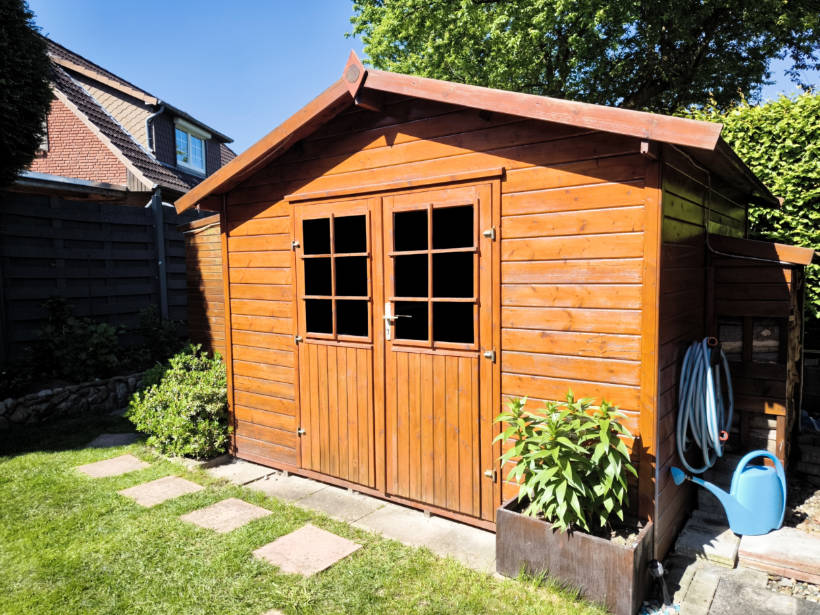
[{"xmin": 670, "ymin": 450, "xmax": 786, "ymax": 536}]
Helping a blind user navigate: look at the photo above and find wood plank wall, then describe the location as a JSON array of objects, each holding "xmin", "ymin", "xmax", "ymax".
[
  {"xmin": 0, "ymin": 189, "xmax": 201, "ymax": 361},
  {"xmin": 654, "ymin": 146, "xmax": 747, "ymax": 558},
  {"xmin": 220, "ymin": 94, "xmax": 659, "ymax": 519},
  {"xmin": 180, "ymin": 215, "xmax": 225, "ymax": 357}
]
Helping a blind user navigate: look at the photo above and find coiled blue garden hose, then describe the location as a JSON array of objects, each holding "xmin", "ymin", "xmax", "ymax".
[{"xmin": 675, "ymin": 338, "xmax": 733, "ymax": 474}]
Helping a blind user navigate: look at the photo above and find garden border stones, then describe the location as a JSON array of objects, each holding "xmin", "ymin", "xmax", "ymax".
[{"xmin": 0, "ymin": 372, "xmax": 143, "ymax": 429}]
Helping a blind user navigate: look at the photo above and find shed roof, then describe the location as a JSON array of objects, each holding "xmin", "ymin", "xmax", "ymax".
[{"xmin": 175, "ymin": 51, "xmax": 776, "ymax": 213}]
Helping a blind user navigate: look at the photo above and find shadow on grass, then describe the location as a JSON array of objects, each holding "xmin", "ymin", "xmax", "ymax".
[{"xmin": 0, "ymin": 412, "xmax": 141, "ymax": 457}]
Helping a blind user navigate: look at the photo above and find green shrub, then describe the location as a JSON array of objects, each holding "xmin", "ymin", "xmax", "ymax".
[
  {"xmin": 32, "ymin": 297, "xmax": 122, "ymax": 382},
  {"xmin": 132, "ymin": 305, "xmax": 184, "ymax": 367},
  {"xmin": 495, "ymin": 392, "xmax": 637, "ymax": 533},
  {"xmin": 126, "ymin": 345, "xmax": 229, "ymax": 459}
]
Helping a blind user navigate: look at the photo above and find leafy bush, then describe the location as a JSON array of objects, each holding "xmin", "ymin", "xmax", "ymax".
[
  {"xmin": 132, "ymin": 305, "xmax": 184, "ymax": 367},
  {"xmin": 496, "ymin": 392, "xmax": 637, "ymax": 533},
  {"xmin": 126, "ymin": 345, "xmax": 229, "ymax": 459},
  {"xmin": 32, "ymin": 297, "xmax": 122, "ymax": 382}
]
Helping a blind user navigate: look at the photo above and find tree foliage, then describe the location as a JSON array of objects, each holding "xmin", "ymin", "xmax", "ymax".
[
  {"xmin": 687, "ymin": 93, "xmax": 820, "ymax": 327},
  {"xmin": 350, "ymin": 0, "xmax": 819, "ymax": 114},
  {"xmin": 0, "ymin": 0, "xmax": 52, "ymax": 187}
]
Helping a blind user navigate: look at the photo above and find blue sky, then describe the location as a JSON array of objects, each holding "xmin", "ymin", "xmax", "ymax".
[{"xmin": 29, "ymin": 1, "xmax": 816, "ymax": 154}]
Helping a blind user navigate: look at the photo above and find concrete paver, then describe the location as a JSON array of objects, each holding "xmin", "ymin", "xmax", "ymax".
[
  {"xmin": 180, "ymin": 497, "xmax": 271, "ymax": 533},
  {"xmin": 674, "ymin": 514, "xmax": 740, "ymax": 568},
  {"xmin": 247, "ymin": 472, "xmax": 327, "ymax": 502},
  {"xmin": 682, "ymin": 565, "xmax": 722, "ymax": 615},
  {"xmin": 87, "ymin": 433, "xmax": 138, "ymax": 448},
  {"xmin": 253, "ymin": 523, "xmax": 361, "ymax": 576},
  {"xmin": 206, "ymin": 459, "xmax": 277, "ymax": 485},
  {"xmin": 118, "ymin": 475, "xmax": 203, "ymax": 507},
  {"xmin": 739, "ymin": 527, "xmax": 820, "ymax": 585},
  {"xmin": 76, "ymin": 453, "xmax": 149, "ymax": 478},
  {"xmin": 298, "ymin": 485, "xmax": 385, "ymax": 523},
  {"xmin": 709, "ymin": 578, "xmax": 820, "ymax": 615}
]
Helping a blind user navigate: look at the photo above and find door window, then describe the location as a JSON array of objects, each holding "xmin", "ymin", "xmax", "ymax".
[
  {"xmin": 389, "ymin": 203, "xmax": 477, "ymax": 347},
  {"xmin": 301, "ymin": 213, "xmax": 371, "ymax": 340}
]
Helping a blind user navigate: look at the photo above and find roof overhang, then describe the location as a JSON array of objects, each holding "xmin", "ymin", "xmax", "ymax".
[
  {"xmin": 174, "ymin": 51, "xmax": 772, "ymax": 213},
  {"xmin": 11, "ymin": 171, "xmax": 151, "ymax": 205}
]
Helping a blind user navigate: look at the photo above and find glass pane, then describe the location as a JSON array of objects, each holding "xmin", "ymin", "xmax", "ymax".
[
  {"xmin": 433, "ymin": 252, "xmax": 473, "ymax": 298},
  {"xmin": 334, "ymin": 215, "xmax": 367, "ymax": 253},
  {"xmin": 189, "ymin": 135, "xmax": 204, "ymax": 170},
  {"xmin": 394, "ymin": 210, "xmax": 427, "ymax": 251},
  {"xmin": 337, "ymin": 300, "xmax": 368, "ymax": 337},
  {"xmin": 718, "ymin": 319, "xmax": 743, "ymax": 362},
  {"xmin": 433, "ymin": 205, "xmax": 473, "ymax": 249},
  {"xmin": 305, "ymin": 299, "xmax": 332, "ymax": 334},
  {"xmin": 175, "ymin": 128, "xmax": 188, "ymax": 163},
  {"xmin": 753, "ymin": 319, "xmax": 781, "ymax": 364},
  {"xmin": 304, "ymin": 258, "xmax": 331, "ymax": 295},
  {"xmin": 394, "ymin": 254, "xmax": 427, "ymax": 298},
  {"xmin": 433, "ymin": 302, "xmax": 474, "ymax": 344},
  {"xmin": 335, "ymin": 256, "xmax": 367, "ymax": 297},
  {"xmin": 394, "ymin": 301, "xmax": 428, "ymax": 340},
  {"xmin": 303, "ymin": 218, "xmax": 330, "ymax": 254}
]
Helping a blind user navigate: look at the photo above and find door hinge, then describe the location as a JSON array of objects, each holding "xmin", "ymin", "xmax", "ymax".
[
  {"xmin": 483, "ymin": 469, "xmax": 497, "ymax": 483},
  {"xmin": 294, "ymin": 335, "xmax": 303, "ymax": 344},
  {"xmin": 482, "ymin": 227, "xmax": 496, "ymax": 240},
  {"xmin": 483, "ymin": 349, "xmax": 496, "ymax": 363},
  {"xmin": 291, "ymin": 239, "xmax": 300, "ymax": 250},
  {"xmin": 297, "ymin": 427, "xmax": 306, "ymax": 436}
]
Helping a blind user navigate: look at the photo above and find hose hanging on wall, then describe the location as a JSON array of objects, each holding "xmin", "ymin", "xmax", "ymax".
[{"xmin": 676, "ymin": 338, "xmax": 734, "ymax": 474}]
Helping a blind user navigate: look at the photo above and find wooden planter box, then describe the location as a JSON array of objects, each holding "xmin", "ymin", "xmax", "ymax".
[{"xmin": 496, "ymin": 499, "xmax": 654, "ymax": 615}]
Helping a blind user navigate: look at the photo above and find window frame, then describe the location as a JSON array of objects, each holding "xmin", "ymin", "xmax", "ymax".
[{"xmin": 173, "ymin": 118, "xmax": 210, "ymax": 175}]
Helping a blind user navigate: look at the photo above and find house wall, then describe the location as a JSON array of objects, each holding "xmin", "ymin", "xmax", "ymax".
[
  {"xmin": 218, "ymin": 95, "xmax": 660, "ymax": 522},
  {"xmin": 30, "ymin": 97, "xmax": 128, "ymax": 185},
  {"xmin": 654, "ymin": 145, "xmax": 748, "ymax": 558}
]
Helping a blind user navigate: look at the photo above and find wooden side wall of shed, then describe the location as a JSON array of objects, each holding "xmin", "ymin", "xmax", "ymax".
[
  {"xmin": 183, "ymin": 218, "xmax": 225, "ymax": 357},
  {"xmin": 221, "ymin": 95, "xmax": 657, "ymax": 517},
  {"xmin": 655, "ymin": 146, "xmax": 747, "ymax": 559}
]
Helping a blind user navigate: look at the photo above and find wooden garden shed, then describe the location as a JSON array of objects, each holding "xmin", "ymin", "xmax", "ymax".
[{"xmin": 176, "ymin": 52, "xmax": 812, "ymax": 558}]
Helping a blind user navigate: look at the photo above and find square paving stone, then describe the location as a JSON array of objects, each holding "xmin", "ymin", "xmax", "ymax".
[
  {"xmin": 77, "ymin": 454, "xmax": 149, "ymax": 478},
  {"xmin": 206, "ymin": 459, "xmax": 276, "ymax": 485},
  {"xmin": 298, "ymin": 485, "xmax": 385, "ymax": 522},
  {"xmin": 118, "ymin": 476, "xmax": 203, "ymax": 507},
  {"xmin": 253, "ymin": 523, "xmax": 361, "ymax": 576},
  {"xmin": 180, "ymin": 498, "xmax": 272, "ymax": 533},
  {"xmin": 87, "ymin": 433, "xmax": 138, "ymax": 448},
  {"xmin": 247, "ymin": 473, "xmax": 327, "ymax": 502}
]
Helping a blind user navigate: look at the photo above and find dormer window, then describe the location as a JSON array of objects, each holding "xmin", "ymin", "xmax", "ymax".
[{"xmin": 174, "ymin": 118, "xmax": 210, "ymax": 175}]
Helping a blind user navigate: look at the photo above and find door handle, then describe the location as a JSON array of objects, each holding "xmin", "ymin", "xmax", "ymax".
[{"xmin": 384, "ymin": 302, "xmax": 412, "ymax": 340}]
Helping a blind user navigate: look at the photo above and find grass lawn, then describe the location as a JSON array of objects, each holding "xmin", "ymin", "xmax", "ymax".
[{"xmin": 0, "ymin": 414, "xmax": 606, "ymax": 615}]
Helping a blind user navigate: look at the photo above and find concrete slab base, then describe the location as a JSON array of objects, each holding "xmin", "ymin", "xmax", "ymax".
[
  {"xmin": 171, "ymin": 453, "xmax": 231, "ymax": 471},
  {"xmin": 87, "ymin": 433, "xmax": 138, "ymax": 448},
  {"xmin": 77, "ymin": 454, "xmax": 149, "ymax": 478},
  {"xmin": 253, "ymin": 524, "xmax": 361, "ymax": 576},
  {"xmin": 206, "ymin": 459, "xmax": 277, "ymax": 485},
  {"xmin": 682, "ymin": 564, "xmax": 722, "ymax": 615},
  {"xmin": 180, "ymin": 497, "xmax": 271, "ymax": 533},
  {"xmin": 739, "ymin": 527, "xmax": 820, "ymax": 585},
  {"xmin": 674, "ymin": 514, "xmax": 740, "ymax": 568},
  {"xmin": 709, "ymin": 578, "xmax": 820, "ymax": 615},
  {"xmin": 118, "ymin": 476, "xmax": 203, "ymax": 507},
  {"xmin": 298, "ymin": 486, "xmax": 385, "ymax": 523},
  {"xmin": 247, "ymin": 472, "xmax": 326, "ymax": 502}
]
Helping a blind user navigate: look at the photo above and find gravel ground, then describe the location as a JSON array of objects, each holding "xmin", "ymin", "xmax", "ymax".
[{"xmin": 767, "ymin": 575, "xmax": 820, "ymax": 603}]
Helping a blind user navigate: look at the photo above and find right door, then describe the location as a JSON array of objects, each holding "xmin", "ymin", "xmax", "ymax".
[{"xmin": 382, "ymin": 184, "xmax": 497, "ymax": 522}]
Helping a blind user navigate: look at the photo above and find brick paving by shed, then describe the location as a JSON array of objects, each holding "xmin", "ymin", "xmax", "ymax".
[
  {"xmin": 253, "ymin": 524, "xmax": 361, "ymax": 576},
  {"xmin": 76, "ymin": 454, "xmax": 149, "ymax": 478},
  {"xmin": 118, "ymin": 476, "xmax": 203, "ymax": 507},
  {"xmin": 180, "ymin": 498, "xmax": 271, "ymax": 533}
]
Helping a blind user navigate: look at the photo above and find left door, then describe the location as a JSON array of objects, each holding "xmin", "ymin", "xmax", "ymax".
[{"xmin": 294, "ymin": 198, "xmax": 378, "ymax": 488}]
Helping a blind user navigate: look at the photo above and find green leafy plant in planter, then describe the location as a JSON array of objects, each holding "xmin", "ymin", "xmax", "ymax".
[
  {"xmin": 495, "ymin": 392, "xmax": 637, "ymax": 533},
  {"xmin": 126, "ymin": 344, "xmax": 230, "ymax": 459}
]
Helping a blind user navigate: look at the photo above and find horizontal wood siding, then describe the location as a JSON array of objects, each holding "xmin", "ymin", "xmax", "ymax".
[{"xmin": 183, "ymin": 217, "xmax": 225, "ymax": 356}]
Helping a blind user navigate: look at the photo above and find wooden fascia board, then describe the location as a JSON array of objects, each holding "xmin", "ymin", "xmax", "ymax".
[
  {"xmin": 709, "ymin": 234, "xmax": 815, "ymax": 266},
  {"xmin": 174, "ymin": 78, "xmax": 352, "ymax": 213},
  {"xmin": 361, "ymin": 69, "xmax": 723, "ymax": 151},
  {"xmin": 50, "ymin": 56, "xmax": 158, "ymax": 105}
]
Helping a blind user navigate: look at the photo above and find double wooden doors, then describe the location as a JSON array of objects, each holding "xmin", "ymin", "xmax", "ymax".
[{"xmin": 294, "ymin": 184, "xmax": 497, "ymax": 522}]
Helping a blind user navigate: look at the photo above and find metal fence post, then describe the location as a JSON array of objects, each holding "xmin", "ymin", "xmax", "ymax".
[{"xmin": 151, "ymin": 188, "xmax": 169, "ymax": 320}]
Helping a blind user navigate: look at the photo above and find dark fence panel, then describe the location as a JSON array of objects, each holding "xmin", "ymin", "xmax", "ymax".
[{"xmin": 0, "ymin": 189, "xmax": 203, "ymax": 361}]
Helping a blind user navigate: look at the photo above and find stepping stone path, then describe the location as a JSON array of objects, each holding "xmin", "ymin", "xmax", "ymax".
[
  {"xmin": 180, "ymin": 498, "xmax": 272, "ymax": 533},
  {"xmin": 118, "ymin": 476, "xmax": 203, "ymax": 507},
  {"xmin": 77, "ymin": 454, "xmax": 149, "ymax": 478},
  {"xmin": 253, "ymin": 523, "xmax": 361, "ymax": 576},
  {"xmin": 87, "ymin": 433, "xmax": 138, "ymax": 448}
]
